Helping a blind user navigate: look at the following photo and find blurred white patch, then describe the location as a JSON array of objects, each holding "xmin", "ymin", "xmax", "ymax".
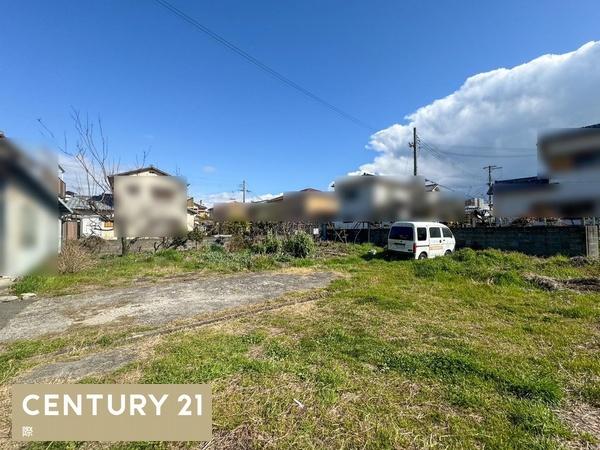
[
  {"xmin": 114, "ymin": 175, "xmax": 187, "ymax": 238},
  {"xmin": 1, "ymin": 137, "xmax": 60, "ymax": 277}
]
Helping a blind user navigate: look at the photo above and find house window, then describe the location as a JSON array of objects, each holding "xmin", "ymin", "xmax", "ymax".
[{"xmin": 104, "ymin": 220, "xmax": 114, "ymax": 228}]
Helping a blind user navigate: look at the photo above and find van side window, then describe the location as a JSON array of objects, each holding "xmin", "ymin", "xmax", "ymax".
[
  {"xmin": 417, "ymin": 227, "xmax": 427, "ymax": 241},
  {"xmin": 442, "ymin": 227, "xmax": 453, "ymax": 238},
  {"xmin": 429, "ymin": 227, "xmax": 441, "ymax": 238}
]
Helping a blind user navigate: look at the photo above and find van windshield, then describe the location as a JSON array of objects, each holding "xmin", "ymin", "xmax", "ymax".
[{"xmin": 389, "ymin": 226, "xmax": 414, "ymax": 240}]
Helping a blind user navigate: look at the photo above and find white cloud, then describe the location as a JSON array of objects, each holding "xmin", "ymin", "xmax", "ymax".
[
  {"xmin": 202, "ymin": 165, "xmax": 217, "ymax": 174},
  {"xmin": 360, "ymin": 41, "xmax": 600, "ymax": 197}
]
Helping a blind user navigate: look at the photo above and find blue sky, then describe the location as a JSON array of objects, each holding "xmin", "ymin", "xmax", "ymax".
[{"xmin": 2, "ymin": 0, "xmax": 600, "ymax": 203}]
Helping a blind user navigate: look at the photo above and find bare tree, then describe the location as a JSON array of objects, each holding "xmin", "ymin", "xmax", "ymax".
[{"xmin": 42, "ymin": 109, "xmax": 144, "ymax": 256}]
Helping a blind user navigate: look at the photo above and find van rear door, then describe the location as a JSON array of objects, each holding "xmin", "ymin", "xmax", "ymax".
[{"xmin": 388, "ymin": 225, "xmax": 414, "ymax": 253}]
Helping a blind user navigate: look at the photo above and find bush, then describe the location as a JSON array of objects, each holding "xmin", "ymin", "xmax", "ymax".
[
  {"xmin": 187, "ymin": 227, "xmax": 206, "ymax": 243},
  {"xmin": 250, "ymin": 232, "xmax": 282, "ymax": 255},
  {"xmin": 251, "ymin": 241, "xmax": 267, "ymax": 254},
  {"xmin": 79, "ymin": 235, "xmax": 105, "ymax": 254},
  {"xmin": 222, "ymin": 220, "xmax": 250, "ymax": 236},
  {"xmin": 283, "ymin": 231, "xmax": 315, "ymax": 258},
  {"xmin": 264, "ymin": 232, "xmax": 283, "ymax": 254},
  {"xmin": 57, "ymin": 241, "xmax": 95, "ymax": 274},
  {"xmin": 228, "ymin": 233, "xmax": 250, "ymax": 252}
]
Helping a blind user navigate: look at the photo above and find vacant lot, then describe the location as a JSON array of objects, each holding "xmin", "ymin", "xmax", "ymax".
[
  {"xmin": 0, "ymin": 270, "xmax": 338, "ymax": 342},
  {"xmin": 1, "ymin": 246, "xmax": 599, "ymax": 449}
]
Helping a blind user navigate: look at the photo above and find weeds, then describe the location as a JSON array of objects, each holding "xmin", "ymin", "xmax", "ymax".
[
  {"xmin": 5, "ymin": 246, "xmax": 600, "ymax": 448},
  {"xmin": 121, "ymin": 247, "xmax": 599, "ymax": 448}
]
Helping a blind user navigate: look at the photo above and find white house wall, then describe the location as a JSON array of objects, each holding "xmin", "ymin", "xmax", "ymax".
[{"xmin": 3, "ymin": 181, "xmax": 58, "ymax": 277}]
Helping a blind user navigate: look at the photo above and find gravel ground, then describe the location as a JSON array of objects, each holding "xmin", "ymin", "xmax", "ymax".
[{"xmin": 0, "ymin": 270, "xmax": 337, "ymax": 342}]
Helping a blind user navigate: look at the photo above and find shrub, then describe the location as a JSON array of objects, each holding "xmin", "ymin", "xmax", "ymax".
[
  {"xmin": 228, "ymin": 233, "xmax": 250, "ymax": 252},
  {"xmin": 79, "ymin": 235, "xmax": 105, "ymax": 254},
  {"xmin": 283, "ymin": 231, "xmax": 315, "ymax": 258},
  {"xmin": 57, "ymin": 241, "xmax": 95, "ymax": 274},
  {"xmin": 222, "ymin": 220, "xmax": 250, "ymax": 236},
  {"xmin": 223, "ymin": 220, "xmax": 250, "ymax": 253},
  {"xmin": 188, "ymin": 227, "xmax": 206, "ymax": 243},
  {"xmin": 264, "ymin": 232, "xmax": 282, "ymax": 254},
  {"xmin": 251, "ymin": 241, "xmax": 267, "ymax": 254},
  {"xmin": 250, "ymin": 232, "xmax": 282, "ymax": 255},
  {"xmin": 210, "ymin": 243, "xmax": 226, "ymax": 253}
]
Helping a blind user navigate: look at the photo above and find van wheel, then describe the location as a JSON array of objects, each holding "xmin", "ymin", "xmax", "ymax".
[
  {"xmin": 418, "ymin": 252, "xmax": 427, "ymax": 260},
  {"xmin": 444, "ymin": 250, "xmax": 452, "ymax": 256}
]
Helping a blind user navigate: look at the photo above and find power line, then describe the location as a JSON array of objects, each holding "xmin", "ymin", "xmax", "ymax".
[
  {"xmin": 153, "ymin": 0, "xmax": 376, "ymax": 132},
  {"xmin": 424, "ymin": 143, "xmax": 535, "ymax": 152},
  {"xmin": 419, "ymin": 139, "xmax": 534, "ymax": 158},
  {"xmin": 418, "ymin": 138, "xmax": 483, "ymax": 180},
  {"xmin": 415, "ymin": 136, "xmax": 492, "ymax": 199},
  {"xmin": 426, "ymin": 149, "xmax": 534, "ymax": 158}
]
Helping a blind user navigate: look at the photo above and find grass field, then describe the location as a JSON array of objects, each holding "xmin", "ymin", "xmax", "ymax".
[
  {"xmin": 11, "ymin": 244, "xmax": 330, "ymax": 296},
  {"xmin": 4, "ymin": 246, "xmax": 600, "ymax": 449}
]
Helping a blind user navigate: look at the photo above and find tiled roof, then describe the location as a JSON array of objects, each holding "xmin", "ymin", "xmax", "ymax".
[{"xmin": 65, "ymin": 194, "xmax": 113, "ymax": 212}]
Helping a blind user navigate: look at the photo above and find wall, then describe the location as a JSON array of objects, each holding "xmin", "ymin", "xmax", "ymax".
[
  {"xmin": 3, "ymin": 180, "xmax": 58, "ymax": 277},
  {"xmin": 80, "ymin": 216, "xmax": 116, "ymax": 240},
  {"xmin": 324, "ymin": 225, "xmax": 600, "ymax": 258},
  {"xmin": 452, "ymin": 226, "xmax": 598, "ymax": 257},
  {"xmin": 83, "ymin": 237, "xmax": 199, "ymax": 256}
]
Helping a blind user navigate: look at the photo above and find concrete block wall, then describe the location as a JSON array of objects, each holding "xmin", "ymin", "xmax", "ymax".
[
  {"xmin": 451, "ymin": 226, "xmax": 598, "ymax": 257},
  {"xmin": 325, "ymin": 225, "xmax": 600, "ymax": 258},
  {"xmin": 80, "ymin": 238, "xmax": 198, "ymax": 256}
]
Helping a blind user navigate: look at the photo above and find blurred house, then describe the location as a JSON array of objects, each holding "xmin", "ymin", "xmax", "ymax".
[
  {"xmin": 491, "ymin": 124, "xmax": 600, "ymax": 221},
  {"xmin": 0, "ymin": 132, "xmax": 71, "ymax": 277},
  {"xmin": 211, "ymin": 188, "xmax": 338, "ymax": 224},
  {"xmin": 332, "ymin": 174, "xmax": 461, "ymax": 228},
  {"xmin": 248, "ymin": 188, "xmax": 338, "ymax": 223},
  {"xmin": 210, "ymin": 201, "xmax": 246, "ymax": 222},
  {"xmin": 65, "ymin": 165, "xmax": 187, "ymax": 240}
]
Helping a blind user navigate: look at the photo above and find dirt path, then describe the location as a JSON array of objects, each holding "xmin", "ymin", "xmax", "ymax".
[{"xmin": 0, "ymin": 270, "xmax": 337, "ymax": 342}]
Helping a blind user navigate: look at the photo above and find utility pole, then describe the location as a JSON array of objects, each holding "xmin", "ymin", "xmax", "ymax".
[
  {"xmin": 239, "ymin": 180, "xmax": 250, "ymax": 203},
  {"xmin": 483, "ymin": 165, "xmax": 501, "ymax": 207},
  {"xmin": 409, "ymin": 127, "xmax": 418, "ymax": 176}
]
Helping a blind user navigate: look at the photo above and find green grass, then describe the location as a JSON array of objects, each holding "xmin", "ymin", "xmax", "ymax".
[
  {"xmin": 10, "ymin": 247, "xmax": 600, "ymax": 449},
  {"xmin": 12, "ymin": 243, "xmax": 356, "ymax": 296},
  {"xmin": 0, "ymin": 327, "xmax": 147, "ymax": 384}
]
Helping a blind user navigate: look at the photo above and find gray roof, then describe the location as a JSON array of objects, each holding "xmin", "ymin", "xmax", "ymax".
[{"xmin": 65, "ymin": 195, "xmax": 113, "ymax": 212}]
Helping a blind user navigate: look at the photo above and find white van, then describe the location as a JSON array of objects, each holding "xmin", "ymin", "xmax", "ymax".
[{"xmin": 388, "ymin": 221, "xmax": 456, "ymax": 259}]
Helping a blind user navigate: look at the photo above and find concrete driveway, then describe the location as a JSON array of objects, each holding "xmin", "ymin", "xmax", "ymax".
[{"xmin": 0, "ymin": 270, "xmax": 337, "ymax": 342}]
